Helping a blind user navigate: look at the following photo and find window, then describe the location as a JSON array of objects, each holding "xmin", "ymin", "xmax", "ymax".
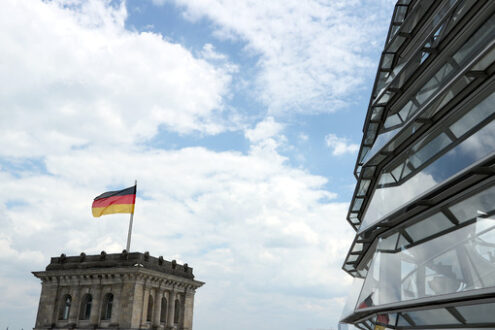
[
  {"xmin": 101, "ymin": 293, "xmax": 113, "ymax": 320},
  {"xmin": 357, "ymin": 187, "xmax": 495, "ymax": 309},
  {"xmin": 79, "ymin": 294, "xmax": 92, "ymax": 320},
  {"xmin": 160, "ymin": 297, "xmax": 167, "ymax": 323},
  {"xmin": 174, "ymin": 299, "xmax": 180, "ymax": 324},
  {"xmin": 59, "ymin": 294, "xmax": 72, "ymax": 320},
  {"xmin": 361, "ymin": 92, "xmax": 495, "ymax": 230},
  {"xmin": 146, "ymin": 294, "xmax": 153, "ymax": 322}
]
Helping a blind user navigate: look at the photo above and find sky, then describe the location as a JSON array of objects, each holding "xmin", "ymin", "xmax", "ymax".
[{"xmin": 0, "ymin": 0, "xmax": 396, "ymax": 329}]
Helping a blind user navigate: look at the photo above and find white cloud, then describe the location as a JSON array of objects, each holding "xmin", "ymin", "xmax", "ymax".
[
  {"xmin": 0, "ymin": 146, "xmax": 353, "ymax": 330},
  {"xmin": 0, "ymin": 0, "xmax": 233, "ymax": 158},
  {"xmin": 325, "ymin": 134, "xmax": 359, "ymax": 156},
  {"xmin": 299, "ymin": 133, "xmax": 309, "ymax": 142},
  {"xmin": 154, "ymin": 0, "xmax": 395, "ymax": 114},
  {"xmin": 245, "ymin": 116, "xmax": 284, "ymax": 143},
  {"xmin": 0, "ymin": 1, "xmax": 361, "ymax": 329}
]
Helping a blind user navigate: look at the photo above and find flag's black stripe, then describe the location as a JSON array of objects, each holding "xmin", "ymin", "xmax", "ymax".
[{"xmin": 94, "ymin": 185, "xmax": 136, "ymax": 200}]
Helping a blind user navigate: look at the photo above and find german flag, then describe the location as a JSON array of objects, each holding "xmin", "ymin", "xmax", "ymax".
[{"xmin": 92, "ymin": 185, "xmax": 136, "ymax": 217}]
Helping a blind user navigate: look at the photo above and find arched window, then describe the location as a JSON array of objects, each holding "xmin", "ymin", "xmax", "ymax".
[
  {"xmin": 59, "ymin": 294, "xmax": 72, "ymax": 320},
  {"xmin": 174, "ymin": 299, "xmax": 180, "ymax": 324},
  {"xmin": 146, "ymin": 294, "xmax": 153, "ymax": 322},
  {"xmin": 79, "ymin": 294, "xmax": 92, "ymax": 320},
  {"xmin": 160, "ymin": 297, "xmax": 167, "ymax": 323},
  {"xmin": 101, "ymin": 293, "xmax": 113, "ymax": 320}
]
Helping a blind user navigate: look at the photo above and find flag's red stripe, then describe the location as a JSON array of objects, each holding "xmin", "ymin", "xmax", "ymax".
[{"xmin": 92, "ymin": 194, "xmax": 135, "ymax": 208}]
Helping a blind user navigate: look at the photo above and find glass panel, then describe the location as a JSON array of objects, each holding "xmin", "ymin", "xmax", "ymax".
[
  {"xmin": 388, "ymin": 35, "xmax": 405, "ymax": 53},
  {"xmin": 472, "ymin": 46, "xmax": 495, "ymax": 71},
  {"xmin": 449, "ymin": 185, "xmax": 495, "ymax": 224},
  {"xmin": 453, "ymin": 14, "xmax": 495, "ymax": 64},
  {"xmin": 377, "ymin": 313, "xmax": 396, "ymax": 327},
  {"xmin": 338, "ymin": 322, "xmax": 363, "ymax": 330},
  {"xmin": 352, "ymin": 198, "xmax": 364, "ymax": 211},
  {"xmin": 394, "ymin": 5, "xmax": 407, "ymax": 23},
  {"xmin": 384, "ymin": 114, "xmax": 402, "ymax": 129},
  {"xmin": 363, "ymin": 127, "xmax": 401, "ymax": 164},
  {"xmin": 365, "ymin": 74, "xmax": 474, "ymax": 166},
  {"xmin": 361, "ymin": 166, "xmax": 376, "ymax": 179},
  {"xmin": 432, "ymin": 75, "xmax": 475, "ymax": 114},
  {"xmin": 358, "ymin": 180, "xmax": 371, "ymax": 196},
  {"xmin": 378, "ymin": 173, "xmax": 396, "ymax": 185},
  {"xmin": 408, "ymin": 133, "xmax": 452, "ymax": 169},
  {"xmin": 371, "ymin": 106, "xmax": 384, "ymax": 121},
  {"xmin": 405, "ymin": 212, "xmax": 453, "ymax": 242},
  {"xmin": 397, "ymin": 234, "xmax": 410, "ymax": 249},
  {"xmin": 361, "ymin": 113, "xmax": 495, "ymax": 231},
  {"xmin": 391, "ymin": 163, "xmax": 404, "ymax": 182},
  {"xmin": 398, "ymin": 100, "xmax": 417, "ymax": 122},
  {"xmin": 450, "ymin": 92, "xmax": 495, "ymax": 138},
  {"xmin": 397, "ymin": 314, "xmax": 411, "ymax": 326},
  {"xmin": 405, "ymin": 309, "xmax": 459, "ymax": 325},
  {"xmin": 378, "ymin": 0, "xmax": 467, "ymax": 113},
  {"xmin": 378, "ymin": 12, "xmax": 494, "ymax": 141},
  {"xmin": 457, "ymin": 302, "xmax": 495, "ymax": 323},
  {"xmin": 382, "ymin": 53, "xmax": 395, "ymax": 69},
  {"xmin": 349, "ymin": 213, "xmax": 360, "ymax": 224},
  {"xmin": 357, "ymin": 252, "xmax": 381, "ymax": 309},
  {"xmin": 353, "ymin": 242, "xmax": 363, "ymax": 252},
  {"xmin": 357, "ymin": 215, "xmax": 495, "ymax": 307},
  {"xmin": 377, "ymin": 91, "xmax": 394, "ymax": 105},
  {"xmin": 380, "ymin": 233, "xmax": 399, "ymax": 251},
  {"xmin": 416, "ymin": 63, "xmax": 454, "ymax": 104},
  {"xmin": 347, "ymin": 254, "xmax": 359, "ymax": 262},
  {"xmin": 365, "ymin": 124, "xmax": 378, "ymax": 145},
  {"xmin": 359, "ymin": 147, "xmax": 370, "ymax": 163},
  {"xmin": 340, "ymin": 277, "xmax": 365, "ymax": 320}
]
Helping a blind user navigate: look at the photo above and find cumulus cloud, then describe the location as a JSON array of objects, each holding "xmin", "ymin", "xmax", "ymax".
[
  {"xmin": 245, "ymin": 116, "xmax": 283, "ymax": 143},
  {"xmin": 325, "ymin": 134, "xmax": 359, "ymax": 156},
  {"xmin": 153, "ymin": 0, "xmax": 395, "ymax": 114},
  {"xmin": 0, "ymin": 146, "xmax": 353, "ymax": 329},
  {"xmin": 0, "ymin": 0, "xmax": 362, "ymax": 329},
  {"xmin": 0, "ymin": 0, "xmax": 233, "ymax": 158}
]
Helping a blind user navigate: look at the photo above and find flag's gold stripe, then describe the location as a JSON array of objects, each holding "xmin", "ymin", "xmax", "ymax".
[{"xmin": 92, "ymin": 204, "xmax": 134, "ymax": 217}]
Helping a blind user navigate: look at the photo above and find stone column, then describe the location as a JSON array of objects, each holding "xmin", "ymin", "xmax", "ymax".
[
  {"xmin": 130, "ymin": 277, "xmax": 145, "ymax": 328},
  {"xmin": 111, "ymin": 283, "xmax": 122, "ymax": 324},
  {"xmin": 90, "ymin": 284, "xmax": 103, "ymax": 326},
  {"xmin": 153, "ymin": 289, "xmax": 163, "ymax": 327},
  {"xmin": 181, "ymin": 291, "xmax": 195, "ymax": 330},
  {"xmin": 35, "ymin": 278, "xmax": 59, "ymax": 328},
  {"xmin": 161, "ymin": 291, "xmax": 169, "ymax": 325},
  {"xmin": 166, "ymin": 289, "xmax": 176, "ymax": 329},
  {"xmin": 68, "ymin": 280, "xmax": 81, "ymax": 324},
  {"xmin": 141, "ymin": 286, "xmax": 151, "ymax": 326}
]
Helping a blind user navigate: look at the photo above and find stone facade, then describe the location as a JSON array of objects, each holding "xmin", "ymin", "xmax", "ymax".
[{"xmin": 32, "ymin": 251, "xmax": 204, "ymax": 330}]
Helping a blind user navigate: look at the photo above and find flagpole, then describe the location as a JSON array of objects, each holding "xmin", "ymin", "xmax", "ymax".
[{"xmin": 126, "ymin": 180, "xmax": 137, "ymax": 252}]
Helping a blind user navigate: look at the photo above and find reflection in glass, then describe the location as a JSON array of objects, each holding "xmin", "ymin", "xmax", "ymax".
[
  {"xmin": 450, "ymin": 93, "xmax": 495, "ymax": 138},
  {"xmin": 457, "ymin": 302, "xmax": 495, "ymax": 323},
  {"xmin": 449, "ymin": 185, "xmax": 495, "ymax": 223},
  {"xmin": 340, "ymin": 277, "xmax": 365, "ymax": 320},
  {"xmin": 405, "ymin": 212, "xmax": 452, "ymax": 242},
  {"xmin": 362, "ymin": 11, "xmax": 494, "ymax": 168},
  {"xmin": 361, "ymin": 105, "xmax": 494, "ymax": 231},
  {"xmin": 405, "ymin": 308, "xmax": 459, "ymax": 326},
  {"xmin": 357, "ymin": 213, "xmax": 495, "ymax": 309}
]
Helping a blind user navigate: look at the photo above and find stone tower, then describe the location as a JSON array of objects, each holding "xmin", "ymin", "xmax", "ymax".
[{"xmin": 32, "ymin": 251, "xmax": 204, "ymax": 330}]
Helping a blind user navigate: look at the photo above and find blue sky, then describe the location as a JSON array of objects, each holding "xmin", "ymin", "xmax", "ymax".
[{"xmin": 0, "ymin": 0, "xmax": 395, "ymax": 329}]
